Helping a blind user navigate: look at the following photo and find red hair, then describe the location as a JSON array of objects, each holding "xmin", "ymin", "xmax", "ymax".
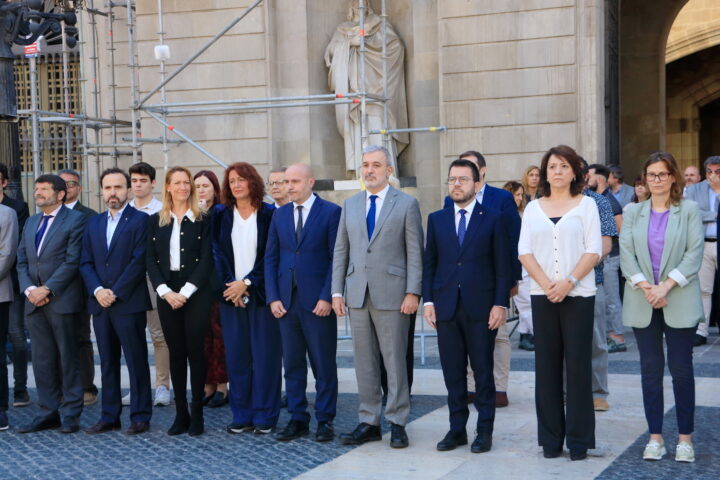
[{"xmin": 221, "ymin": 162, "xmax": 265, "ymax": 211}]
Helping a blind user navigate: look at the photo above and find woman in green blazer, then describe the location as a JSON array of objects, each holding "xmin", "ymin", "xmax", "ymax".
[{"xmin": 620, "ymin": 152, "xmax": 704, "ymax": 463}]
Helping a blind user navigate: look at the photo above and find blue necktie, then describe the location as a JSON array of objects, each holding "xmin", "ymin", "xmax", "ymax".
[
  {"xmin": 457, "ymin": 209, "xmax": 467, "ymax": 245},
  {"xmin": 35, "ymin": 214, "xmax": 52, "ymax": 252},
  {"xmin": 367, "ymin": 195, "xmax": 378, "ymax": 240}
]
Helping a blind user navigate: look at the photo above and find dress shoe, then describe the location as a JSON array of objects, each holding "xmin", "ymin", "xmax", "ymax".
[
  {"xmin": 60, "ymin": 417, "xmax": 80, "ymax": 434},
  {"xmin": 208, "ymin": 391, "xmax": 229, "ymax": 408},
  {"xmin": 543, "ymin": 447, "xmax": 562, "ymax": 458},
  {"xmin": 471, "ymin": 432, "xmax": 492, "ymax": 453},
  {"xmin": 202, "ymin": 393, "xmax": 214, "ymax": 406},
  {"xmin": 280, "ymin": 394, "xmax": 288, "ymax": 409},
  {"xmin": 593, "ymin": 397, "xmax": 609, "ymax": 411},
  {"xmin": 83, "ymin": 391, "xmax": 98, "ymax": 406},
  {"xmin": 339, "ymin": 422, "xmax": 382, "ymax": 446},
  {"xmin": 167, "ymin": 403, "xmax": 190, "ymax": 436},
  {"xmin": 18, "ymin": 415, "xmax": 61, "ymax": 433},
  {"xmin": 0, "ymin": 411, "xmax": 8, "ymax": 431},
  {"xmin": 276, "ymin": 419, "xmax": 310, "ymax": 442},
  {"xmin": 227, "ymin": 423, "xmax": 254, "ymax": 434},
  {"xmin": 85, "ymin": 419, "xmax": 121, "ymax": 434},
  {"xmin": 518, "ymin": 333, "xmax": 535, "ymax": 351},
  {"xmin": 390, "ymin": 423, "xmax": 409, "ymax": 449},
  {"xmin": 495, "ymin": 392, "xmax": 509, "ymax": 408},
  {"xmin": 436, "ymin": 430, "xmax": 468, "ymax": 451},
  {"xmin": 188, "ymin": 401, "xmax": 204, "ymax": 436},
  {"xmin": 13, "ymin": 390, "xmax": 31, "ymax": 407},
  {"xmin": 467, "ymin": 392, "xmax": 476, "ymax": 404},
  {"xmin": 570, "ymin": 449, "xmax": 587, "ymax": 461},
  {"xmin": 693, "ymin": 334, "xmax": 707, "ymax": 347},
  {"xmin": 315, "ymin": 421, "xmax": 334, "ymax": 443},
  {"xmin": 126, "ymin": 421, "xmax": 150, "ymax": 435}
]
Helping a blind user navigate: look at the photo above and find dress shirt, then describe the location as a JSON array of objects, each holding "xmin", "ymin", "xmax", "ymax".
[
  {"xmin": 365, "ymin": 183, "xmax": 390, "ymax": 224},
  {"xmin": 231, "ymin": 208, "xmax": 258, "ymax": 281},
  {"xmin": 130, "ymin": 197, "xmax": 162, "ymax": 215},
  {"xmin": 518, "ymin": 196, "xmax": 602, "ymax": 297},
  {"xmin": 476, "ymin": 183, "xmax": 486, "ymax": 205},
  {"xmin": 25, "ymin": 203, "xmax": 63, "ymax": 297},
  {"xmin": 92, "ymin": 203, "xmax": 129, "ymax": 296},
  {"xmin": 156, "ymin": 210, "xmax": 198, "ymax": 299},
  {"xmin": 293, "ymin": 193, "xmax": 317, "ymax": 230},
  {"xmin": 65, "ymin": 200, "xmax": 79, "ymax": 210},
  {"xmin": 705, "ymin": 187, "xmax": 718, "ymax": 238},
  {"xmin": 454, "ymin": 200, "xmax": 477, "ymax": 233}
]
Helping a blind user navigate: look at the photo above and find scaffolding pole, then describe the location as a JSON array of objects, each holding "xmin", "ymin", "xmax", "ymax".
[
  {"xmin": 126, "ymin": 0, "xmax": 139, "ymax": 162},
  {"xmin": 107, "ymin": 1, "xmax": 120, "ymax": 166},
  {"xmin": 359, "ymin": 0, "xmax": 368, "ymax": 154},
  {"xmin": 157, "ymin": 0, "xmax": 169, "ymax": 173},
  {"xmin": 381, "ymin": 0, "xmax": 390, "ymax": 151}
]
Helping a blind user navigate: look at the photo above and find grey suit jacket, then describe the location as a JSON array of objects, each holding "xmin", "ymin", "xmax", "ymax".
[
  {"xmin": 17, "ymin": 205, "xmax": 85, "ymax": 315},
  {"xmin": 684, "ymin": 180, "xmax": 718, "ymax": 231},
  {"xmin": 332, "ymin": 186, "xmax": 423, "ymax": 310},
  {"xmin": 0, "ymin": 204, "xmax": 18, "ymax": 303},
  {"xmin": 615, "ymin": 183, "xmax": 635, "ymax": 208}
]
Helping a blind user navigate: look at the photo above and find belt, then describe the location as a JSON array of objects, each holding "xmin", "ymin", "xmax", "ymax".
[{"xmin": 705, "ymin": 238, "xmax": 717, "ymax": 243}]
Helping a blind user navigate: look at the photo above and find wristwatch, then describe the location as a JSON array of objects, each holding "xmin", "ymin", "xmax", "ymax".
[
  {"xmin": 567, "ymin": 275, "xmax": 579, "ymax": 288},
  {"xmin": 243, "ymin": 278, "xmax": 252, "ymax": 287}
]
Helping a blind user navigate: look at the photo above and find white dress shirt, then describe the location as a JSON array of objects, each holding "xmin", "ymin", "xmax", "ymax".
[
  {"xmin": 232, "ymin": 208, "xmax": 258, "ymax": 281},
  {"xmin": 24, "ymin": 204, "xmax": 64, "ymax": 297},
  {"xmin": 130, "ymin": 196, "xmax": 162, "ymax": 215},
  {"xmin": 65, "ymin": 200, "xmax": 79, "ymax": 210},
  {"xmin": 705, "ymin": 188, "xmax": 718, "ymax": 238},
  {"xmin": 156, "ymin": 210, "xmax": 198, "ymax": 299},
  {"xmin": 92, "ymin": 203, "xmax": 130, "ymax": 296},
  {"xmin": 475, "ymin": 184, "xmax": 486, "ymax": 205},
  {"xmin": 518, "ymin": 196, "xmax": 602, "ymax": 297},
  {"xmin": 365, "ymin": 183, "xmax": 390, "ymax": 223},
  {"xmin": 454, "ymin": 200, "xmax": 477, "ymax": 233},
  {"xmin": 293, "ymin": 193, "xmax": 316, "ymax": 229}
]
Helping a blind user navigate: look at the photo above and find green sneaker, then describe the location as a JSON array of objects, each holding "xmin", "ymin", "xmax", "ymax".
[
  {"xmin": 675, "ymin": 442, "xmax": 695, "ymax": 463},
  {"xmin": 642, "ymin": 440, "xmax": 666, "ymax": 460}
]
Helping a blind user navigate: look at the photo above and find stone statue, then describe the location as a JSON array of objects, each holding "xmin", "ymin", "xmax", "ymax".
[{"xmin": 324, "ymin": 0, "xmax": 408, "ymax": 176}]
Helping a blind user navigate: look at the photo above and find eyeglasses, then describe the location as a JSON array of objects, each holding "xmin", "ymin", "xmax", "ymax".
[
  {"xmin": 65, "ymin": 181, "xmax": 79, "ymax": 188},
  {"xmin": 446, "ymin": 176, "xmax": 473, "ymax": 185},
  {"xmin": 646, "ymin": 172, "xmax": 671, "ymax": 182},
  {"xmin": 267, "ymin": 181, "xmax": 286, "ymax": 187},
  {"xmin": 706, "ymin": 167, "xmax": 720, "ymax": 176}
]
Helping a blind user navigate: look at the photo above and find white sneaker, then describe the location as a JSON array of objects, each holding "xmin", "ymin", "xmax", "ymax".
[
  {"xmin": 154, "ymin": 385, "xmax": 171, "ymax": 406},
  {"xmin": 642, "ymin": 440, "xmax": 666, "ymax": 460},
  {"xmin": 675, "ymin": 442, "xmax": 695, "ymax": 463},
  {"xmin": 121, "ymin": 392, "xmax": 131, "ymax": 406}
]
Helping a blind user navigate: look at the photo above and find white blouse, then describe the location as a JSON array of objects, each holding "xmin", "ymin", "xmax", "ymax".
[
  {"xmin": 232, "ymin": 209, "xmax": 258, "ymax": 280},
  {"xmin": 518, "ymin": 196, "xmax": 602, "ymax": 297}
]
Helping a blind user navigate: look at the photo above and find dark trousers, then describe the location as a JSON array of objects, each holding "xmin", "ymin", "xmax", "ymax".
[
  {"xmin": 633, "ymin": 309, "xmax": 695, "ymax": 435},
  {"xmin": 157, "ymin": 281, "xmax": 210, "ymax": 404},
  {"xmin": 279, "ymin": 295, "xmax": 338, "ymax": 424},
  {"xmin": 0, "ymin": 302, "xmax": 9, "ymax": 411},
  {"xmin": 437, "ymin": 301, "xmax": 497, "ymax": 434},
  {"xmin": 77, "ymin": 309, "xmax": 97, "ymax": 394},
  {"xmin": 381, "ymin": 312, "xmax": 416, "ymax": 395},
  {"xmin": 94, "ymin": 310, "xmax": 152, "ymax": 423},
  {"xmin": 532, "ymin": 295, "xmax": 595, "ymax": 451},
  {"xmin": 7, "ymin": 293, "xmax": 28, "ymax": 392},
  {"xmin": 26, "ymin": 307, "xmax": 84, "ymax": 419},
  {"xmin": 220, "ymin": 301, "xmax": 282, "ymax": 427}
]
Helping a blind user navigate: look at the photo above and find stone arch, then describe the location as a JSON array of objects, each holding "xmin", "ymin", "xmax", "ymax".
[{"xmin": 667, "ymin": 18, "xmax": 720, "ymax": 63}]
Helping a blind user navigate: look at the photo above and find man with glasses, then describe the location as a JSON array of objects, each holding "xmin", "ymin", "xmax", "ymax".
[
  {"xmin": 267, "ymin": 169, "xmax": 290, "ymax": 208},
  {"xmin": 684, "ymin": 156, "xmax": 720, "ymax": 346}
]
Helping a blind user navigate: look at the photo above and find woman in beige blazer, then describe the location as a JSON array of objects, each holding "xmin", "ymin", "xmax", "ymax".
[{"xmin": 620, "ymin": 152, "xmax": 704, "ymax": 463}]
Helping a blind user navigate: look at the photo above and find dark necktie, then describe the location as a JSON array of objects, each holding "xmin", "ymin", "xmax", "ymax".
[
  {"xmin": 295, "ymin": 205, "xmax": 303, "ymax": 243},
  {"xmin": 458, "ymin": 209, "xmax": 467, "ymax": 245},
  {"xmin": 35, "ymin": 214, "xmax": 53, "ymax": 252},
  {"xmin": 367, "ymin": 195, "xmax": 378, "ymax": 240}
]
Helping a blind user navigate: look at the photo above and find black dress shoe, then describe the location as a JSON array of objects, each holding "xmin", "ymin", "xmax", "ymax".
[
  {"xmin": 570, "ymin": 449, "xmax": 587, "ymax": 461},
  {"xmin": 85, "ymin": 419, "xmax": 121, "ymax": 434},
  {"xmin": 436, "ymin": 430, "xmax": 468, "ymax": 451},
  {"xmin": 339, "ymin": 422, "xmax": 382, "ymax": 446},
  {"xmin": 471, "ymin": 432, "xmax": 492, "ymax": 453},
  {"xmin": 315, "ymin": 421, "xmax": 334, "ymax": 442},
  {"xmin": 126, "ymin": 421, "xmax": 150, "ymax": 435},
  {"xmin": 543, "ymin": 446, "xmax": 562, "ymax": 458},
  {"xmin": 276, "ymin": 419, "xmax": 309, "ymax": 442},
  {"xmin": 390, "ymin": 423, "xmax": 409, "ymax": 449},
  {"xmin": 693, "ymin": 334, "xmax": 707, "ymax": 347},
  {"xmin": 18, "ymin": 415, "xmax": 61, "ymax": 434},
  {"xmin": 60, "ymin": 417, "xmax": 80, "ymax": 434},
  {"xmin": 201, "ymin": 393, "xmax": 214, "ymax": 406},
  {"xmin": 208, "ymin": 391, "xmax": 229, "ymax": 408}
]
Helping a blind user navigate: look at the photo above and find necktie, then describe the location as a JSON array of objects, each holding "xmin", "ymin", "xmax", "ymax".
[
  {"xmin": 35, "ymin": 215, "xmax": 52, "ymax": 252},
  {"xmin": 458, "ymin": 209, "xmax": 467, "ymax": 245},
  {"xmin": 295, "ymin": 205, "xmax": 303, "ymax": 243},
  {"xmin": 367, "ymin": 195, "xmax": 378, "ymax": 240}
]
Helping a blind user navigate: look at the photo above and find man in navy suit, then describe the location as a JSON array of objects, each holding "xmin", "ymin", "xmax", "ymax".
[
  {"xmin": 80, "ymin": 168, "xmax": 153, "ymax": 435},
  {"xmin": 266, "ymin": 163, "xmax": 341, "ymax": 443},
  {"xmin": 424, "ymin": 159, "xmax": 512, "ymax": 453}
]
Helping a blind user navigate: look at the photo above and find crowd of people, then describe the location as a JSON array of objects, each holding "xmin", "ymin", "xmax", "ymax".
[{"xmin": 0, "ymin": 144, "xmax": 716, "ymax": 465}]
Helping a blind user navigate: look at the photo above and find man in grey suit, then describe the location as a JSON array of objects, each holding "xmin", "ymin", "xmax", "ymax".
[
  {"xmin": 684, "ymin": 155, "xmax": 720, "ymax": 346},
  {"xmin": 16, "ymin": 174, "xmax": 86, "ymax": 434},
  {"xmin": 332, "ymin": 145, "xmax": 424, "ymax": 449},
  {"xmin": 0, "ymin": 203, "xmax": 18, "ymax": 430},
  {"xmin": 608, "ymin": 166, "xmax": 635, "ymax": 208}
]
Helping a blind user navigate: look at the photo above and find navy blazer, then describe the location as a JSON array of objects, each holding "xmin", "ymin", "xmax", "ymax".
[
  {"xmin": 265, "ymin": 195, "xmax": 341, "ymax": 311},
  {"xmin": 80, "ymin": 205, "xmax": 152, "ymax": 316},
  {"xmin": 423, "ymin": 202, "xmax": 512, "ymax": 323},
  {"xmin": 444, "ymin": 184, "xmax": 521, "ymax": 281},
  {"xmin": 212, "ymin": 203, "xmax": 274, "ymax": 306}
]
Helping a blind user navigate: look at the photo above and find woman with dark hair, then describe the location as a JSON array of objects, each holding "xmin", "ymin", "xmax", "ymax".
[
  {"xmin": 620, "ymin": 152, "xmax": 703, "ymax": 462},
  {"xmin": 628, "ymin": 175, "xmax": 650, "ymax": 206},
  {"xmin": 212, "ymin": 162, "xmax": 281, "ymax": 434},
  {"xmin": 518, "ymin": 145, "xmax": 601, "ymax": 461},
  {"xmin": 146, "ymin": 166, "xmax": 213, "ymax": 436},
  {"xmin": 193, "ymin": 170, "xmax": 229, "ymax": 409}
]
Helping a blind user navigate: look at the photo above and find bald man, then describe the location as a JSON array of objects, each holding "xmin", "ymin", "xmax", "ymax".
[{"xmin": 265, "ymin": 163, "xmax": 341, "ymax": 443}]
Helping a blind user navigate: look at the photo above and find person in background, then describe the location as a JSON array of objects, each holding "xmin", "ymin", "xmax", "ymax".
[
  {"xmin": 267, "ymin": 169, "xmax": 290, "ymax": 208},
  {"xmin": 629, "ymin": 176, "xmax": 650, "ymax": 206},
  {"xmin": 58, "ymin": 169, "xmax": 98, "ymax": 407},
  {"xmin": 0, "ymin": 163, "xmax": 30, "ymax": 408},
  {"xmin": 0, "ymin": 203, "xmax": 18, "ymax": 430},
  {"xmin": 684, "ymin": 165, "xmax": 701, "ymax": 188},
  {"xmin": 194, "ymin": 170, "xmax": 229, "ymax": 409},
  {"xmin": 620, "ymin": 152, "xmax": 703, "ymax": 463},
  {"xmin": 522, "ymin": 165, "xmax": 541, "ymax": 203},
  {"xmin": 608, "ymin": 166, "xmax": 635, "ymax": 208}
]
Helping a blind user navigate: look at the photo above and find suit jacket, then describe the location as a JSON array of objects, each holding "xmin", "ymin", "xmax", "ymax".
[
  {"xmin": 17, "ymin": 205, "xmax": 85, "ymax": 314},
  {"xmin": 146, "ymin": 211, "xmax": 212, "ymax": 294},
  {"xmin": 265, "ymin": 195, "xmax": 341, "ymax": 311},
  {"xmin": 332, "ymin": 186, "xmax": 423, "ymax": 310},
  {"xmin": 0, "ymin": 204, "xmax": 18, "ymax": 303},
  {"xmin": 614, "ymin": 183, "xmax": 635, "ymax": 208},
  {"xmin": 72, "ymin": 201, "xmax": 98, "ymax": 219},
  {"xmin": 80, "ymin": 205, "xmax": 152, "ymax": 316},
  {"xmin": 212, "ymin": 203, "xmax": 274, "ymax": 306},
  {"xmin": 2, "ymin": 193, "xmax": 29, "ymax": 294},
  {"xmin": 684, "ymin": 180, "xmax": 718, "ymax": 230},
  {"xmin": 423, "ymin": 202, "xmax": 511, "ymax": 322},
  {"xmin": 620, "ymin": 199, "xmax": 704, "ymax": 329},
  {"xmin": 444, "ymin": 184, "xmax": 521, "ymax": 281}
]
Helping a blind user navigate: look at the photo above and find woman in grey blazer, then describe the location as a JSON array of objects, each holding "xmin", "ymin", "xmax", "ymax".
[{"xmin": 620, "ymin": 152, "xmax": 704, "ymax": 463}]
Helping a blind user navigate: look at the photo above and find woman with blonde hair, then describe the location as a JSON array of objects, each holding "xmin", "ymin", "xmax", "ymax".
[
  {"xmin": 522, "ymin": 165, "xmax": 541, "ymax": 202},
  {"xmin": 146, "ymin": 166, "xmax": 213, "ymax": 436}
]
